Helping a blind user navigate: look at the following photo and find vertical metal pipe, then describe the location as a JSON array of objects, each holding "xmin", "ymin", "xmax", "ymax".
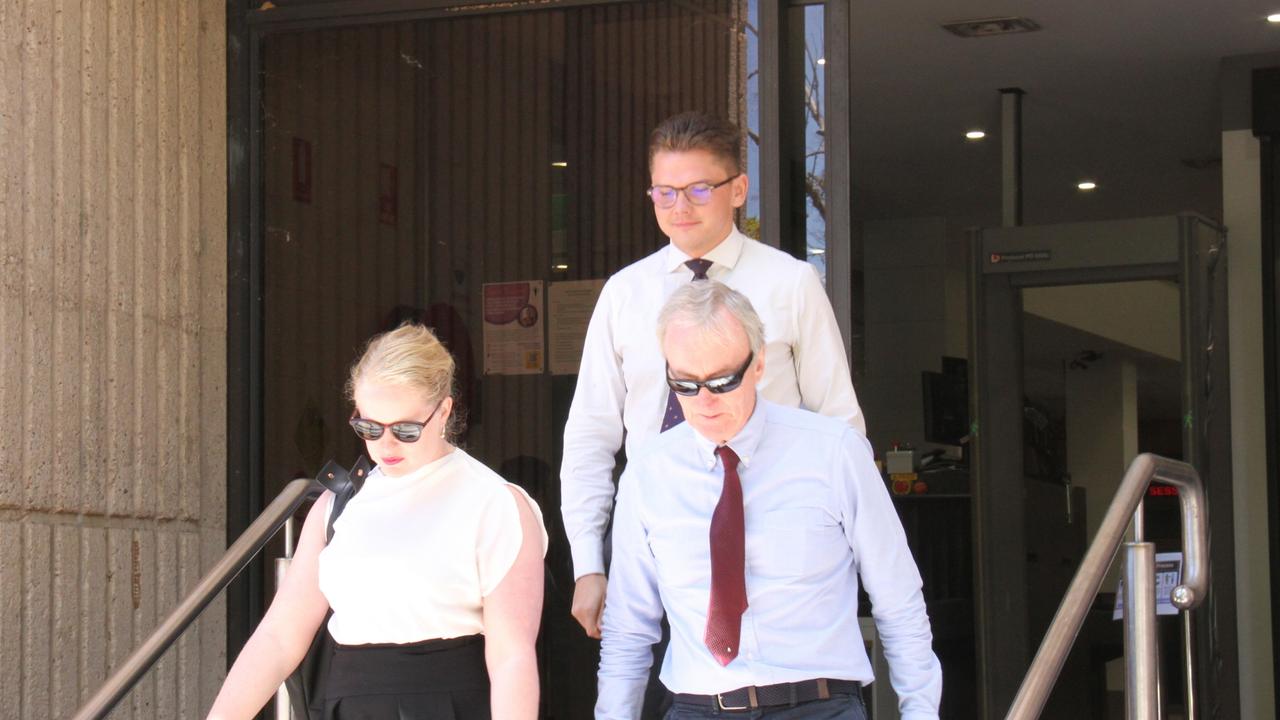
[
  {"xmin": 1183, "ymin": 612, "xmax": 1196, "ymax": 720},
  {"xmin": 1004, "ymin": 455, "xmax": 1207, "ymax": 720},
  {"xmin": 284, "ymin": 516, "xmax": 296, "ymax": 558},
  {"xmin": 1125, "ymin": 542, "xmax": 1159, "ymax": 720},
  {"xmin": 1000, "ymin": 88, "xmax": 1024, "ymax": 227}
]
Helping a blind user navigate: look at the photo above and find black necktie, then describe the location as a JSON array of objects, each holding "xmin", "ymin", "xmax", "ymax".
[
  {"xmin": 686, "ymin": 258, "xmax": 712, "ymax": 280},
  {"xmin": 660, "ymin": 259, "xmax": 714, "ymax": 432}
]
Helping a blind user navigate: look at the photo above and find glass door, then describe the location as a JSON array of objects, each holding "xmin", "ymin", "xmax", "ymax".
[{"xmin": 248, "ymin": 2, "xmax": 842, "ymax": 716}]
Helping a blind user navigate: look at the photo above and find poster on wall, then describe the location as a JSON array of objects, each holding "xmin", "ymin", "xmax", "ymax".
[
  {"xmin": 482, "ymin": 281, "xmax": 545, "ymax": 375},
  {"xmin": 549, "ymin": 279, "xmax": 605, "ymax": 375}
]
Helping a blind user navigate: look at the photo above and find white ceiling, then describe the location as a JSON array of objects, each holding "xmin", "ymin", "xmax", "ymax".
[{"xmin": 847, "ymin": 0, "xmax": 1280, "ymax": 226}]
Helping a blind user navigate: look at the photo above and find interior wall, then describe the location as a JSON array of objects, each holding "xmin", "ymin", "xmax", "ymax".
[
  {"xmin": 1023, "ymin": 282, "xmax": 1182, "ymax": 362},
  {"xmin": 262, "ymin": 1, "xmax": 738, "ymax": 492},
  {"xmin": 0, "ymin": 0, "xmax": 228, "ymax": 716},
  {"xmin": 263, "ymin": 24, "xmax": 423, "ymax": 496},
  {"xmin": 1064, "ymin": 356, "xmax": 1138, "ymax": 593},
  {"xmin": 260, "ymin": 5, "xmax": 737, "ymax": 717},
  {"xmin": 860, "ymin": 217, "xmax": 968, "ymax": 457},
  {"xmin": 1222, "ymin": 52, "xmax": 1278, "ymax": 720}
]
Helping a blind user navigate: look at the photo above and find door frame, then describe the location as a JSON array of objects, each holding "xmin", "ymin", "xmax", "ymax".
[{"xmin": 968, "ymin": 215, "xmax": 1238, "ymax": 717}]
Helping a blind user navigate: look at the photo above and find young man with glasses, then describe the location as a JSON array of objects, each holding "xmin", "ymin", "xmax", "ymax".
[
  {"xmin": 595, "ymin": 281, "xmax": 939, "ymax": 719},
  {"xmin": 561, "ymin": 111, "xmax": 864, "ymax": 648}
]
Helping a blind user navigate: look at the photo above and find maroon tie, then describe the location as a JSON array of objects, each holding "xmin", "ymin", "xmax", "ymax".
[
  {"xmin": 660, "ymin": 259, "xmax": 714, "ymax": 432},
  {"xmin": 706, "ymin": 445, "xmax": 747, "ymax": 666}
]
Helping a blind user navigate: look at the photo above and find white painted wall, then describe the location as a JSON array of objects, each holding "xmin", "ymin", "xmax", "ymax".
[
  {"xmin": 1024, "ymin": 282, "xmax": 1182, "ymax": 362},
  {"xmin": 861, "ymin": 218, "xmax": 969, "ymax": 459},
  {"xmin": 1223, "ymin": 126, "xmax": 1275, "ymax": 719},
  {"xmin": 1064, "ymin": 357, "xmax": 1139, "ymax": 593}
]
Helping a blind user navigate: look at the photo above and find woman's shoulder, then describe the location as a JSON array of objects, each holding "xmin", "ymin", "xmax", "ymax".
[
  {"xmin": 448, "ymin": 448, "xmax": 501, "ymax": 480},
  {"xmin": 447, "ymin": 449, "xmax": 523, "ymax": 498},
  {"xmin": 451, "ymin": 451, "xmax": 544, "ymax": 519}
]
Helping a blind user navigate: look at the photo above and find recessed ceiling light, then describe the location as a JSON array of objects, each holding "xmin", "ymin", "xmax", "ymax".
[
  {"xmin": 1268, "ymin": 12, "xmax": 1280, "ymax": 22},
  {"xmin": 965, "ymin": 129, "xmax": 986, "ymax": 140},
  {"xmin": 817, "ymin": 58, "xmax": 826, "ymax": 65},
  {"xmin": 1077, "ymin": 181, "xmax": 1097, "ymax": 191},
  {"xmin": 552, "ymin": 263, "xmax": 569, "ymax": 270},
  {"xmin": 551, "ymin": 161, "xmax": 568, "ymax": 168}
]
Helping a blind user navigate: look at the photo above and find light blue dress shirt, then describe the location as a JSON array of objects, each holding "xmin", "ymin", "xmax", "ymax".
[
  {"xmin": 596, "ymin": 398, "xmax": 942, "ymax": 720},
  {"xmin": 561, "ymin": 227, "xmax": 865, "ymax": 580}
]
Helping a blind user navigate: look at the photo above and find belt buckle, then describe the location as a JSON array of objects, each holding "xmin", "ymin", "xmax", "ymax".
[
  {"xmin": 716, "ymin": 681, "xmax": 752, "ymax": 707},
  {"xmin": 716, "ymin": 692, "xmax": 749, "ymax": 711}
]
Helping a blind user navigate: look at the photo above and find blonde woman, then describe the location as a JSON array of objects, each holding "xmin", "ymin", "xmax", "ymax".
[{"xmin": 209, "ymin": 323, "xmax": 547, "ymax": 719}]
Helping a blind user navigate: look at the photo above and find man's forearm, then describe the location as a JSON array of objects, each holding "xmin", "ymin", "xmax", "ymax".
[
  {"xmin": 563, "ymin": 496, "xmax": 609, "ymax": 578},
  {"xmin": 561, "ymin": 466, "xmax": 617, "ymax": 578}
]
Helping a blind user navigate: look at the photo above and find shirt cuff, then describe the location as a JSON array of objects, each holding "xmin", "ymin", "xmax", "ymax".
[{"xmin": 571, "ymin": 539, "xmax": 606, "ymax": 580}]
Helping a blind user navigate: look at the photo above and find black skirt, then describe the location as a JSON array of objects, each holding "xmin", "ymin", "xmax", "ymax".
[{"xmin": 323, "ymin": 634, "xmax": 490, "ymax": 720}]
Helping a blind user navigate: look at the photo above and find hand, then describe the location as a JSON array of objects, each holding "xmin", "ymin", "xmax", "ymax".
[{"xmin": 571, "ymin": 573, "xmax": 607, "ymax": 639}]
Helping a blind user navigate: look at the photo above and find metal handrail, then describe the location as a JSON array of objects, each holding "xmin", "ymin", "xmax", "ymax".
[
  {"xmin": 72, "ymin": 477, "xmax": 321, "ymax": 720},
  {"xmin": 1005, "ymin": 453, "xmax": 1208, "ymax": 720}
]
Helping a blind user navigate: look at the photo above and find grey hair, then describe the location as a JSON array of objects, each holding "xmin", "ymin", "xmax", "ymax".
[{"xmin": 656, "ymin": 281, "xmax": 765, "ymax": 356}]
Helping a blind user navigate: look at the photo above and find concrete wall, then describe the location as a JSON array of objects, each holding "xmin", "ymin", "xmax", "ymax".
[{"xmin": 0, "ymin": 0, "xmax": 227, "ymax": 717}]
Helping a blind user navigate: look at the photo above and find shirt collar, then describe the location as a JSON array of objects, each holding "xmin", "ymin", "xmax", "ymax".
[
  {"xmin": 690, "ymin": 392, "xmax": 767, "ymax": 472},
  {"xmin": 663, "ymin": 225, "xmax": 747, "ymax": 274}
]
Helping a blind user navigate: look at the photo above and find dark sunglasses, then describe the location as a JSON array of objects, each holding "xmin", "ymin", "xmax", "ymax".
[
  {"xmin": 348, "ymin": 402, "xmax": 442, "ymax": 443},
  {"xmin": 665, "ymin": 351, "xmax": 755, "ymax": 397}
]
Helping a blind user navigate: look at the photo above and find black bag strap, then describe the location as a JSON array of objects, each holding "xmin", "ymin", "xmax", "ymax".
[
  {"xmin": 315, "ymin": 455, "xmax": 372, "ymax": 542},
  {"xmin": 285, "ymin": 455, "xmax": 372, "ymax": 720}
]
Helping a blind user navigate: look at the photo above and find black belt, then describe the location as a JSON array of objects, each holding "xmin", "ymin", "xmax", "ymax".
[{"xmin": 674, "ymin": 678, "xmax": 862, "ymax": 712}]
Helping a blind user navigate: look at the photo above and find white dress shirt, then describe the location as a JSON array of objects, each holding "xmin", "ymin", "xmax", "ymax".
[
  {"xmin": 596, "ymin": 399, "xmax": 941, "ymax": 720},
  {"xmin": 561, "ymin": 227, "xmax": 864, "ymax": 579}
]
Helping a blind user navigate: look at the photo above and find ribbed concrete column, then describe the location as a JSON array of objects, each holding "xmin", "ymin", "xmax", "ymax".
[{"xmin": 0, "ymin": 0, "xmax": 228, "ymax": 716}]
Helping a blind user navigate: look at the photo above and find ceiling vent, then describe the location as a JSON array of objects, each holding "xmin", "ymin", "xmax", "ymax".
[{"xmin": 942, "ymin": 16, "xmax": 1041, "ymax": 38}]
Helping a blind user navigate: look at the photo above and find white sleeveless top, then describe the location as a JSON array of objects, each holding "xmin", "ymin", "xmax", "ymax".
[{"xmin": 318, "ymin": 448, "xmax": 548, "ymax": 645}]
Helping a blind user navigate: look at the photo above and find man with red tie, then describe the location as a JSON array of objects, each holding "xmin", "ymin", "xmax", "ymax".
[{"xmin": 596, "ymin": 281, "xmax": 940, "ymax": 719}]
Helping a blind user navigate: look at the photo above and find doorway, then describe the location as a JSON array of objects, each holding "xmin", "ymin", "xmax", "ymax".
[
  {"xmin": 969, "ymin": 214, "xmax": 1235, "ymax": 717},
  {"xmin": 229, "ymin": 1, "xmax": 849, "ymax": 717}
]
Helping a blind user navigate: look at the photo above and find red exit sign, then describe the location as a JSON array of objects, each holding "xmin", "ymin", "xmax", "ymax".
[{"xmin": 1148, "ymin": 484, "xmax": 1179, "ymax": 497}]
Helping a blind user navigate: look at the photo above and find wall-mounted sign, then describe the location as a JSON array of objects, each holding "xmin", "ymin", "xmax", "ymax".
[
  {"xmin": 1113, "ymin": 551, "xmax": 1184, "ymax": 619},
  {"xmin": 989, "ymin": 250, "xmax": 1050, "ymax": 264},
  {"xmin": 482, "ymin": 281, "xmax": 545, "ymax": 375},
  {"xmin": 549, "ymin": 279, "xmax": 605, "ymax": 375}
]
